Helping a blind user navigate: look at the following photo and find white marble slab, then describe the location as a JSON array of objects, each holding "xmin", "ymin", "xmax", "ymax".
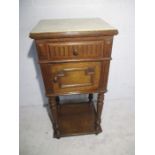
[{"xmin": 30, "ymin": 18, "xmax": 117, "ymax": 33}]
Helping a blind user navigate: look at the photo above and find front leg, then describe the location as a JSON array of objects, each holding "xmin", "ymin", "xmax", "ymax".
[
  {"xmin": 56, "ymin": 96, "xmax": 60, "ymax": 105},
  {"xmin": 88, "ymin": 93, "xmax": 93, "ymax": 103},
  {"xmin": 49, "ymin": 97, "xmax": 60, "ymax": 138},
  {"xmin": 96, "ymin": 92, "xmax": 104, "ymax": 134}
]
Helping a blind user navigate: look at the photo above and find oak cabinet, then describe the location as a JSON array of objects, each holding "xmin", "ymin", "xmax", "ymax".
[{"xmin": 30, "ymin": 18, "xmax": 118, "ymax": 138}]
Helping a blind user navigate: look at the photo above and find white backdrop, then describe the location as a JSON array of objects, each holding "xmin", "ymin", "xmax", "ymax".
[{"xmin": 19, "ymin": 0, "xmax": 134, "ymax": 106}]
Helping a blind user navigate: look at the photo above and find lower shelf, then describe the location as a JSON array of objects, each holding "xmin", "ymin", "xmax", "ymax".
[{"xmin": 54, "ymin": 102, "xmax": 102, "ymax": 138}]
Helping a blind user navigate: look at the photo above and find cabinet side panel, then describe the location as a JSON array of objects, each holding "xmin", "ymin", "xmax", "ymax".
[
  {"xmin": 99, "ymin": 37, "xmax": 113, "ymax": 92},
  {"xmin": 39, "ymin": 64, "xmax": 53, "ymax": 94},
  {"xmin": 99, "ymin": 60, "xmax": 111, "ymax": 92}
]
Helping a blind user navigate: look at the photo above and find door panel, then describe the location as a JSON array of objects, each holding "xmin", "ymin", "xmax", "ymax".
[{"xmin": 49, "ymin": 62, "xmax": 101, "ymax": 93}]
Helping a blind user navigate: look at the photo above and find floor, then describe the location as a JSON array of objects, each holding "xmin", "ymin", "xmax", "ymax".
[{"xmin": 19, "ymin": 98, "xmax": 135, "ymax": 155}]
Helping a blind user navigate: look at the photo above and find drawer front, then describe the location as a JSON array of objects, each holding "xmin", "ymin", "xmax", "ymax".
[
  {"xmin": 36, "ymin": 40, "xmax": 108, "ymax": 61},
  {"xmin": 47, "ymin": 41, "xmax": 104, "ymax": 60},
  {"xmin": 49, "ymin": 62, "xmax": 101, "ymax": 93},
  {"xmin": 36, "ymin": 37, "xmax": 114, "ymax": 61}
]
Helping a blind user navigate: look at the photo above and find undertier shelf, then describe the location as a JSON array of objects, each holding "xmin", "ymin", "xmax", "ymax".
[{"xmin": 54, "ymin": 102, "xmax": 102, "ymax": 138}]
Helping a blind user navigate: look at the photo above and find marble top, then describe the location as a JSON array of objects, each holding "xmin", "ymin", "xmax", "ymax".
[{"xmin": 30, "ymin": 18, "xmax": 117, "ymax": 34}]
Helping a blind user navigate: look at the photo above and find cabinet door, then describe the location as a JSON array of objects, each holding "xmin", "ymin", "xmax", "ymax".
[{"xmin": 49, "ymin": 62, "xmax": 101, "ymax": 94}]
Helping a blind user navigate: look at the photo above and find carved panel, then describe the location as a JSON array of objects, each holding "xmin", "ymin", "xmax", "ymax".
[
  {"xmin": 49, "ymin": 62, "xmax": 101, "ymax": 93},
  {"xmin": 103, "ymin": 37, "xmax": 113, "ymax": 57},
  {"xmin": 36, "ymin": 43, "xmax": 48, "ymax": 60},
  {"xmin": 47, "ymin": 41, "xmax": 104, "ymax": 60},
  {"xmin": 53, "ymin": 67, "xmax": 95, "ymax": 89}
]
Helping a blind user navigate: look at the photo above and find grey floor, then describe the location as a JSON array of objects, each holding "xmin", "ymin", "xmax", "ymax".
[{"xmin": 20, "ymin": 98, "xmax": 135, "ymax": 155}]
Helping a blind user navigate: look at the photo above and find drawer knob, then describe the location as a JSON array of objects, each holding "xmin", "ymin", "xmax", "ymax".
[{"xmin": 72, "ymin": 48, "xmax": 79, "ymax": 56}]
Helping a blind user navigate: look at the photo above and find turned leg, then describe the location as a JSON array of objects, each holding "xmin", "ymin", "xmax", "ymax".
[
  {"xmin": 49, "ymin": 97, "xmax": 60, "ymax": 138},
  {"xmin": 56, "ymin": 96, "xmax": 60, "ymax": 105},
  {"xmin": 88, "ymin": 93, "xmax": 93, "ymax": 103},
  {"xmin": 96, "ymin": 92, "xmax": 104, "ymax": 134}
]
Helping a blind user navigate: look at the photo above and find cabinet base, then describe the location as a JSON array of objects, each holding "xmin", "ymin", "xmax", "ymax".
[{"xmin": 53, "ymin": 102, "xmax": 102, "ymax": 138}]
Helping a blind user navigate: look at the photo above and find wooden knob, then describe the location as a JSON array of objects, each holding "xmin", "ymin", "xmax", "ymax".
[
  {"xmin": 73, "ymin": 48, "xmax": 78, "ymax": 56},
  {"xmin": 53, "ymin": 76, "xmax": 58, "ymax": 83}
]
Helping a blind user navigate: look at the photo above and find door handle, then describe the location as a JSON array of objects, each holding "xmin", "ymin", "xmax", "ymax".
[
  {"xmin": 53, "ymin": 71, "xmax": 65, "ymax": 83},
  {"xmin": 86, "ymin": 67, "xmax": 95, "ymax": 75}
]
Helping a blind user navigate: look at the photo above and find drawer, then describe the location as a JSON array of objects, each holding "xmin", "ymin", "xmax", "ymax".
[
  {"xmin": 47, "ymin": 41, "xmax": 104, "ymax": 60},
  {"xmin": 49, "ymin": 62, "xmax": 101, "ymax": 94},
  {"xmin": 36, "ymin": 40, "xmax": 111, "ymax": 61}
]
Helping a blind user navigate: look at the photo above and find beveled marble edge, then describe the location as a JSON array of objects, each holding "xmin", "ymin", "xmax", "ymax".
[{"xmin": 30, "ymin": 18, "xmax": 117, "ymax": 34}]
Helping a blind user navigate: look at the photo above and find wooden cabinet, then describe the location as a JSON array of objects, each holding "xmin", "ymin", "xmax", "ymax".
[{"xmin": 30, "ymin": 18, "xmax": 118, "ymax": 138}]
